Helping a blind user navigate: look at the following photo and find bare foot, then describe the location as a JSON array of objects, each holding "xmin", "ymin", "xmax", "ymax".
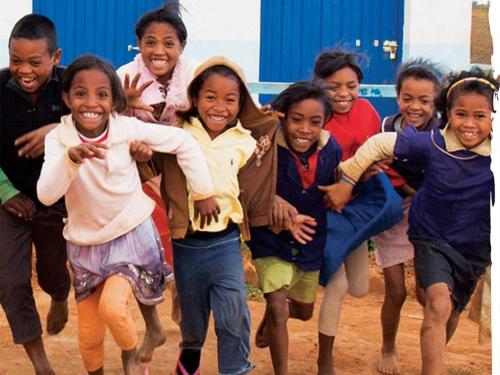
[
  {"xmin": 138, "ymin": 327, "xmax": 166, "ymax": 363},
  {"xmin": 255, "ymin": 314, "xmax": 268, "ymax": 348},
  {"xmin": 122, "ymin": 348, "xmax": 148, "ymax": 375},
  {"xmin": 317, "ymin": 356, "xmax": 336, "ymax": 375},
  {"xmin": 377, "ymin": 351, "xmax": 400, "ymax": 374},
  {"xmin": 46, "ymin": 299, "xmax": 68, "ymax": 335}
]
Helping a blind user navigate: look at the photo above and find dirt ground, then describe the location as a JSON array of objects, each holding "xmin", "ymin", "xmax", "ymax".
[{"xmin": 0, "ymin": 262, "xmax": 491, "ymax": 375}]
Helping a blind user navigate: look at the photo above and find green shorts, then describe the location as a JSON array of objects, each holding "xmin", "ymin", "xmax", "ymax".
[{"xmin": 253, "ymin": 256, "xmax": 319, "ymax": 304}]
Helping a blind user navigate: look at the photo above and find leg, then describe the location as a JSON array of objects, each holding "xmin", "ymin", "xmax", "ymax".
[
  {"xmin": 420, "ymin": 283, "xmax": 453, "ymax": 375},
  {"xmin": 169, "ymin": 281, "xmax": 181, "ymax": 325},
  {"xmin": 209, "ymin": 235, "xmax": 253, "ymax": 375},
  {"xmin": 288, "ymin": 299, "xmax": 314, "ymax": 321},
  {"xmin": 344, "ymin": 242, "xmax": 369, "ymax": 298},
  {"xmin": 0, "ymin": 209, "xmax": 53, "ymax": 374},
  {"xmin": 415, "ymin": 272, "xmax": 426, "ymax": 307},
  {"xmin": 77, "ymin": 286, "xmax": 106, "ymax": 374},
  {"xmin": 32, "ymin": 205, "xmax": 70, "ymax": 335},
  {"xmin": 446, "ymin": 311, "xmax": 460, "ymax": 343},
  {"xmin": 263, "ymin": 289, "xmax": 290, "ymax": 375},
  {"xmin": 137, "ymin": 301, "xmax": 166, "ymax": 362},
  {"xmin": 23, "ymin": 337, "xmax": 55, "ymax": 375},
  {"xmin": 378, "ymin": 263, "xmax": 406, "ymax": 375},
  {"xmin": 99, "ymin": 275, "xmax": 143, "ymax": 375},
  {"xmin": 317, "ymin": 266, "xmax": 348, "ymax": 375},
  {"xmin": 172, "ymin": 242, "xmax": 211, "ymax": 373}
]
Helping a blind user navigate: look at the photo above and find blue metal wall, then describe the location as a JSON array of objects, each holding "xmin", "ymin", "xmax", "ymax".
[
  {"xmin": 260, "ymin": 0, "xmax": 405, "ymax": 117},
  {"xmin": 33, "ymin": 0, "xmax": 165, "ymax": 68}
]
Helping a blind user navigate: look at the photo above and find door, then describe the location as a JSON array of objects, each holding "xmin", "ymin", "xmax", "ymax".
[
  {"xmin": 33, "ymin": 0, "xmax": 166, "ymax": 68},
  {"xmin": 259, "ymin": 0, "xmax": 404, "ymax": 118}
]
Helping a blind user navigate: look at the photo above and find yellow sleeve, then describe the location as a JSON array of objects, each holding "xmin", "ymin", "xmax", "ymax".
[{"xmin": 340, "ymin": 132, "xmax": 398, "ymax": 182}]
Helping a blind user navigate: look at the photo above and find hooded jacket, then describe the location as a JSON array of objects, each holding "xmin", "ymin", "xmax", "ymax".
[{"xmin": 158, "ymin": 56, "xmax": 279, "ymax": 240}]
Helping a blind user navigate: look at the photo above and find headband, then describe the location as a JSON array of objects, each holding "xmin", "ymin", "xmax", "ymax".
[{"xmin": 446, "ymin": 77, "xmax": 497, "ymax": 99}]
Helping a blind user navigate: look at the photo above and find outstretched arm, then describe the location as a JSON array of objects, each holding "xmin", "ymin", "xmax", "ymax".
[{"xmin": 318, "ymin": 132, "xmax": 398, "ymax": 212}]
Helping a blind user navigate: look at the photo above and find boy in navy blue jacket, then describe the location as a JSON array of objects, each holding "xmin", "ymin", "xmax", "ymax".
[{"xmin": 248, "ymin": 81, "xmax": 342, "ymax": 375}]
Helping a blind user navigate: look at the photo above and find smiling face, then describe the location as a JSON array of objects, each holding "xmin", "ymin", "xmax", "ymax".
[
  {"xmin": 9, "ymin": 38, "xmax": 61, "ymax": 100},
  {"xmin": 63, "ymin": 68, "xmax": 113, "ymax": 138},
  {"xmin": 283, "ymin": 98, "xmax": 325, "ymax": 153},
  {"xmin": 194, "ymin": 73, "xmax": 241, "ymax": 139},
  {"xmin": 448, "ymin": 92, "xmax": 492, "ymax": 149},
  {"xmin": 139, "ymin": 22, "xmax": 184, "ymax": 84},
  {"xmin": 397, "ymin": 77, "xmax": 437, "ymax": 130},
  {"xmin": 323, "ymin": 67, "xmax": 359, "ymax": 114}
]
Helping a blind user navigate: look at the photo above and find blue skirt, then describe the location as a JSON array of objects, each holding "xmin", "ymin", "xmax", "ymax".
[
  {"xmin": 67, "ymin": 217, "xmax": 172, "ymax": 304},
  {"xmin": 320, "ymin": 173, "xmax": 404, "ymax": 286}
]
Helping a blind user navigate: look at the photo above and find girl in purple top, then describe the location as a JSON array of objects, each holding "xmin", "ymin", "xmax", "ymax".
[{"xmin": 325, "ymin": 67, "xmax": 497, "ymax": 375}]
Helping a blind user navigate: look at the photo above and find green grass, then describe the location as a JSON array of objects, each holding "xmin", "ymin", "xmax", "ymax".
[
  {"xmin": 448, "ymin": 367, "xmax": 474, "ymax": 375},
  {"xmin": 247, "ymin": 283, "xmax": 264, "ymax": 302}
]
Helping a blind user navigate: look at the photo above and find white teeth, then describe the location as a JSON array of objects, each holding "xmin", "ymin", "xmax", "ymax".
[
  {"xmin": 151, "ymin": 59, "xmax": 167, "ymax": 66},
  {"xmin": 295, "ymin": 138, "xmax": 309, "ymax": 143},
  {"xmin": 82, "ymin": 112, "xmax": 100, "ymax": 119},
  {"xmin": 463, "ymin": 131, "xmax": 477, "ymax": 137},
  {"xmin": 209, "ymin": 115, "xmax": 226, "ymax": 122}
]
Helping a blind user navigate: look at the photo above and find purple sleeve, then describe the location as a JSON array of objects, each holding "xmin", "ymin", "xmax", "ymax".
[{"xmin": 394, "ymin": 125, "xmax": 430, "ymax": 165}]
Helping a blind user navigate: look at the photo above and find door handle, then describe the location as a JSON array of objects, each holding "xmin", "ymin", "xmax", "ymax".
[
  {"xmin": 127, "ymin": 44, "xmax": 140, "ymax": 52},
  {"xmin": 382, "ymin": 40, "xmax": 398, "ymax": 60}
]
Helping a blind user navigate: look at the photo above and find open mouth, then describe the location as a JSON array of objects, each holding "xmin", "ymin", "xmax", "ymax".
[
  {"xmin": 208, "ymin": 115, "xmax": 228, "ymax": 123},
  {"xmin": 81, "ymin": 112, "xmax": 102, "ymax": 119},
  {"xmin": 295, "ymin": 137, "xmax": 310, "ymax": 144},
  {"xmin": 151, "ymin": 59, "xmax": 168, "ymax": 68},
  {"xmin": 18, "ymin": 76, "xmax": 37, "ymax": 89}
]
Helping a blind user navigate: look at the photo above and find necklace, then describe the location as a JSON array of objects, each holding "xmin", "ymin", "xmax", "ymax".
[{"xmin": 430, "ymin": 130, "xmax": 479, "ymax": 161}]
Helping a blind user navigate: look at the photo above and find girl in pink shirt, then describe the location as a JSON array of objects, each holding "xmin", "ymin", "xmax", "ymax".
[{"xmin": 37, "ymin": 55, "xmax": 217, "ymax": 375}]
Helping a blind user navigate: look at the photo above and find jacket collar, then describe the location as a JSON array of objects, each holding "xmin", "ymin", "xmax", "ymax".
[{"xmin": 441, "ymin": 123, "xmax": 491, "ymax": 156}]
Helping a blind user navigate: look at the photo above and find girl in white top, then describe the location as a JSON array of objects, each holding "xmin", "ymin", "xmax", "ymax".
[{"xmin": 37, "ymin": 55, "xmax": 217, "ymax": 375}]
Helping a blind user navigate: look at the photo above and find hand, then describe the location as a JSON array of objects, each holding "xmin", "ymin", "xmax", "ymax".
[
  {"xmin": 68, "ymin": 143, "xmax": 108, "ymax": 164},
  {"xmin": 129, "ymin": 140, "xmax": 153, "ymax": 162},
  {"xmin": 3, "ymin": 193, "xmax": 36, "ymax": 221},
  {"xmin": 260, "ymin": 104, "xmax": 285, "ymax": 119},
  {"xmin": 287, "ymin": 214, "xmax": 317, "ymax": 245},
  {"xmin": 15, "ymin": 123, "xmax": 57, "ymax": 158},
  {"xmin": 360, "ymin": 158, "xmax": 393, "ymax": 182},
  {"xmin": 272, "ymin": 195, "xmax": 298, "ymax": 229},
  {"xmin": 193, "ymin": 196, "xmax": 221, "ymax": 229},
  {"xmin": 318, "ymin": 180, "xmax": 354, "ymax": 213},
  {"xmin": 123, "ymin": 73, "xmax": 155, "ymax": 112}
]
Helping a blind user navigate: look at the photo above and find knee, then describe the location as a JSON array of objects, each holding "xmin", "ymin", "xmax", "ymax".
[
  {"xmin": 327, "ymin": 274, "xmax": 349, "ymax": 297},
  {"xmin": 98, "ymin": 298, "xmax": 128, "ymax": 328},
  {"xmin": 384, "ymin": 285, "xmax": 407, "ymax": 307},
  {"xmin": 292, "ymin": 303, "xmax": 313, "ymax": 321},
  {"xmin": 348, "ymin": 283, "xmax": 369, "ymax": 298},
  {"xmin": 267, "ymin": 298, "xmax": 289, "ymax": 327},
  {"xmin": 425, "ymin": 294, "xmax": 452, "ymax": 324}
]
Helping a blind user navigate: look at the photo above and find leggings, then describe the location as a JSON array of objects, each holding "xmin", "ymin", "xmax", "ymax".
[
  {"xmin": 318, "ymin": 242, "xmax": 369, "ymax": 337},
  {"xmin": 77, "ymin": 275, "xmax": 137, "ymax": 372}
]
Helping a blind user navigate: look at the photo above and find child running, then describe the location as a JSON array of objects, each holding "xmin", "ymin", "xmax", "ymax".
[
  {"xmin": 37, "ymin": 55, "xmax": 215, "ymax": 375},
  {"xmin": 248, "ymin": 81, "xmax": 342, "ymax": 375},
  {"xmin": 117, "ymin": 2, "xmax": 196, "ymax": 355},
  {"xmin": 162, "ymin": 56, "xmax": 278, "ymax": 375},
  {"xmin": 328, "ymin": 68, "xmax": 496, "ymax": 375},
  {"xmin": 311, "ymin": 49, "xmax": 381, "ymax": 375},
  {"xmin": 0, "ymin": 14, "xmax": 70, "ymax": 375},
  {"xmin": 373, "ymin": 58, "xmax": 442, "ymax": 374}
]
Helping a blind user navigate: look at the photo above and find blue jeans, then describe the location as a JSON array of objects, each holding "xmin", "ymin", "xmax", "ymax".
[{"xmin": 173, "ymin": 228, "xmax": 253, "ymax": 375}]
